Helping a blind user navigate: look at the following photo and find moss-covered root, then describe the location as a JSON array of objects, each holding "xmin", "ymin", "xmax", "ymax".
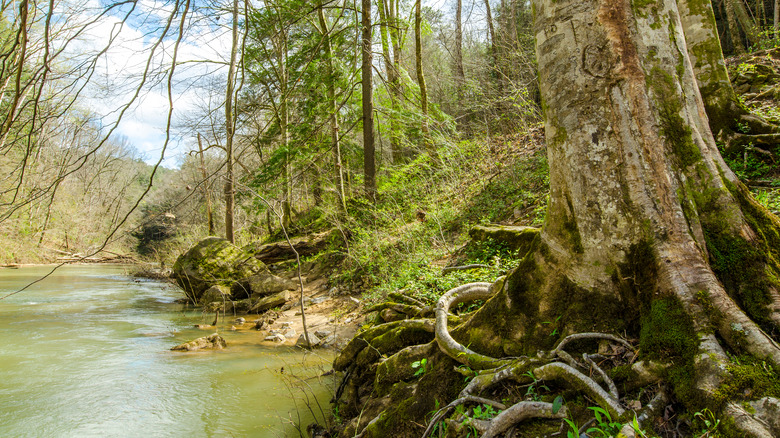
[
  {"xmin": 435, "ymin": 282, "xmax": 512, "ymax": 370},
  {"xmin": 459, "ymin": 357, "xmax": 538, "ymax": 397},
  {"xmin": 533, "ymin": 362, "xmax": 625, "ymax": 418},
  {"xmin": 724, "ymin": 398, "xmax": 780, "ymax": 438},
  {"xmin": 421, "ymin": 395, "xmax": 508, "ymax": 438},
  {"xmin": 333, "ymin": 319, "xmax": 434, "ymax": 371},
  {"xmin": 479, "ymin": 401, "xmax": 569, "ymax": 438},
  {"xmin": 617, "ymin": 389, "xmax": 668, "ymax": 438}
]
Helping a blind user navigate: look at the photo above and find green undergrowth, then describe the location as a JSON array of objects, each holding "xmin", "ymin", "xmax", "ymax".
[{"xmin": 330, "ymin": 130, "xmax": 549, "ymax": 303}]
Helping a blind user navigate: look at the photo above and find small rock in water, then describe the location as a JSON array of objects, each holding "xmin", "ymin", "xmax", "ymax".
[
  {"xmin": 264, "ymin": 333, "xmax": 286, "ymax": 343},
  {"xmin": 194, "ymin": 324, "xmax": 212, "ymax": 329},
  {"xmin": 283, "ymin": 328, "xmax": 297, "ymax": 338},
  {"xmin": 314, "ymin": 330, "xmax": 331, "ymax": 338},
  {"xmin": 255, "ymin": 321, "xmax": 269, "ymax": 330},
  {"xmin": 296, "ymin": 333, "xmax": 321, "ymax": 348},
  {"xmin": 229, "ymin": 325, "xmax": 237, "ymax": 331},
  {"xmin": 281, "ymin": 321, "xmax": 293, "ymax": 329},
  {"xmin": 171, "ymin": 333, "xmax": 227, "ymax": 351},
  {"xmin": 235, "ymin": 317, "xmax": 246, "ymax": 324}
]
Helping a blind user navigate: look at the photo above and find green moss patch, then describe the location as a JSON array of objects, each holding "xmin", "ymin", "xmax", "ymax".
[{"xmin": 715, "ymin": 355, "xmax": 780, "ymax": 403}]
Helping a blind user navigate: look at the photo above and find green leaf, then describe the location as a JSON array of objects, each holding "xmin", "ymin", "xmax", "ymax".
[{"xmin": 552, "ymin": 396, "xmax": 564, "ymax": 414}]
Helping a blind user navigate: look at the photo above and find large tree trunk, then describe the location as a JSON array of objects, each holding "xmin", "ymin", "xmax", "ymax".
[
  {"xmin": 463, "ymin": 0, "xmax": 780, "ymax": 423},
  {"xmin": 678, "ymin": 0, "xmax": 780, "ymax": 153},
  {"xmin": 725, "ymin": 0, "xmax": 745, "ymax": 54},
  {"xmin": 333, "ymin": 0, "xmax": 780, "ymax": 436},
  {"xmin": 362, "ymin": 0, "xmax": 376, "ymax": 201}
]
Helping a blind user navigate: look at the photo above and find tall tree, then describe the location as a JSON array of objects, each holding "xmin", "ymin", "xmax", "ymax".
[
  {"xmin": 414, "ymin": 0, "xmax": 433, "ymax": 157},
  {"xmin": 362, "ymin": 0, "xmax": 376, "ymax": 200},
  {"xmin": 224, "ymin": 0, "xmax": 240, "ymax": 243},
  {"xmin": 333, "ymin": 0, "xmax": 780, "ymax": 435},
  {"xmin": 454, "ymin": 0, "xmax": 464, "ymax": 104},
  {"xmin": 317, "ymin": 0, "xmax": 348, "ymax": 213}
]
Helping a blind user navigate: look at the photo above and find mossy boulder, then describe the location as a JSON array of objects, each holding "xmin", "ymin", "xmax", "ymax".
[
  {"xmin": 172, "ymin": 237, "xmax": 269, "ymax": 303},
  {"xmin": 468, "ymin": 224, "xmax": 540, "ymax": 254}
]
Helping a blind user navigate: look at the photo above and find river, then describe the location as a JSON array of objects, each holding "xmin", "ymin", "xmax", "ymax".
[{"xmin": 0, "ymin": 265, "xmax": 335, "ymax": 437}]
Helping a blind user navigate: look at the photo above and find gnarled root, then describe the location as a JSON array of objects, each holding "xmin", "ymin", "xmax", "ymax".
[
  {"xmin": 435, "ymin": 282, "xmax": 513, "ymax": 370},
  {"xmin": 480, "ymin": 401, "xmax": 569, "ymax": 438}
]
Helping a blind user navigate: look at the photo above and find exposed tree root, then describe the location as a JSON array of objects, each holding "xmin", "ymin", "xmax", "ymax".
[
  {"xmin": 479, "ymin": 401, "xmax": 568, "ymax": 438},
  {"xmin": 435, "ymin": 282, "xmax": 513, "ymax": 370}
]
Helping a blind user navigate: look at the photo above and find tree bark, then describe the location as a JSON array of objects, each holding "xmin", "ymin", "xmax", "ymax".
[
  {"xmin": 377, "ymin": 0, "xmax": 403, "ymax": 163},
  {"xmin": 224, "ymin": 0, "xmax": 239, "ymax": 244},
  {"xmin": 726, "ymin": 0, "xmax": 745, "ymax": 54},
  {"xmin": 414, "ymin": 0, "xmax": 435, "ymax": 158},
  {"xmin": 317, "ymin": 1, "xmax": 347, "ymax": 214},
  {"xmin": 362, "ymin": 0, "xmax": 376, "ymax": 201},
  {"xmin": 678, "ymin": 0, "xmax": 779, "ymax": 146},
  {"xmin": 197, "ymin": 133, "xmax": 215, "ymax": 235},
  {"xmin": 455, "ymin": 0, "xmax": 465, "ymax": 104},
  {"xmin": 456, "ymin": 0, "xmax": 780, "ymax": 429},
  {"xmin": 775, "ymin": 0, "xmax": 779, "ymax": 36}
]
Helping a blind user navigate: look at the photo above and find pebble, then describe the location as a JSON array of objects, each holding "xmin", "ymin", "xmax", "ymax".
[{"xmin": 235, "ymin": 317, "xmax": 245, "ymax": 324}]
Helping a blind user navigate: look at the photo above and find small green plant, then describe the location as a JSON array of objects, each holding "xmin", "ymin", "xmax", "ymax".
[
  {"xmin": 523, "ymin": 371, "xmax": 550, "ymax": 401},
  {"xmin": 472, "ymin": 403, "xmax": 498, "ymax": 420},
  {"xmin": 412, "ymin": 358, "xmax": 428, "ymax": 377},
  {"xmin": 587, "ymin": 406, "xmax": 623, "ymax": 437},
  {"xmin": 692, "ymin": 408, "xmax": 720, "ymax": 437}
]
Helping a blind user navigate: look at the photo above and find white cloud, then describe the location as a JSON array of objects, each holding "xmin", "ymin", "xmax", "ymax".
[{"xmin": 56, "ymin": 0, "xmax": 236, "ymax": 168}]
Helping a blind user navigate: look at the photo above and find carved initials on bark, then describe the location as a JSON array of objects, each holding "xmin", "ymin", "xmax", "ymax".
[{"xmin": 582, "ymin": 44, "xmax": 610, "ymax": 77}]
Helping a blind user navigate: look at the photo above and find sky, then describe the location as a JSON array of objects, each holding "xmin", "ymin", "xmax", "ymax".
[{"xmin": 71, "ymin": 0, "xmax": 234, "ymax": 168}]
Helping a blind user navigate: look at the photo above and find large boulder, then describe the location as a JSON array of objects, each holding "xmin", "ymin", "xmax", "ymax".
[{"xmin": 172, "ymin": 237, "xmax": 269, "ymax": 303}]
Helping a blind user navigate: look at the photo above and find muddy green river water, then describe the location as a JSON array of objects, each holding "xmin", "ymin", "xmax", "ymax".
[{"xmin": 0, "ymin": 265, "xmax": 334, "ymax": 437}]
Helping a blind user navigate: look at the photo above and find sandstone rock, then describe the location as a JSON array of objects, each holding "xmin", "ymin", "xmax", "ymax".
[
  {"xmin": 295, "ymin": 333, "xmax": 321, "ymax": 348},
  {"xmin": 201, "ymin": 285, "xmax": 231, "ymax": 304},
  {"xmin": 246, "ymin": 271, "xmax": 296, "ymax": 297},
  {"xmin": 172, "ymin": 237, "xmax": 269, "ymax": 303},
  {"xmin": 468, "ymin": 224, "xmax": 540, "ymax": 254},
  {"xmin": 171, "ymin": 333, "xmax": 226, "ymax": 351},
  {"xmin": 264, "ymin": 333, "xmax": 286, "ymax": 343},
  {"xmin": 243, "ymin": 230, "xmax": 341, "ymax": 264},
  {"xmin": 249, "ymin": 290, "xmax": 291, "ymax": 313}
]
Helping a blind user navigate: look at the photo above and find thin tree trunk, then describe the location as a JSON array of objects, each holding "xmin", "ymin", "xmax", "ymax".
[
  {"xmin": 455, "ymin": 0, "xmax": 465, "ymax": 104},
  {"xmin": 197, "ymin": 133, "xmax": 215, "ymax": 235},
  {"xmin": 362, "ymin": 0, "xmax": 376, "ymax": 201},
  {"xmin": 414, "ymin": 0, "xmax": 435, "ymax": 158},
  {"xmin": 378, "ymin": 0, "xmax": 402, "ymax": 163},
  {"xmin": 318, "ymin": 1, "xmax": 347, "ymax": 213},
  {"xmin": 224, "ymin": 0, "xmax": 239, "ymax": 243},
  {"xmin": 484, "ymin": 0, "xmax": 497, "ymax": 67}
]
